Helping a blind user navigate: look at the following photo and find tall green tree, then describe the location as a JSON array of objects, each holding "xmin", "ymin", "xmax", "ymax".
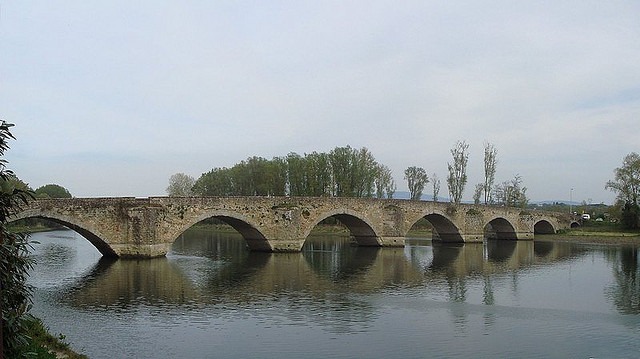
[
  {"xmin": 404, "ymin": 166, "xmax": 429, "ymax": 200},
  {"xmin": 606, "ymin": 152, "xmax": 640, "ymax": 229},
  {"xmin": 34, "ymin": 184, "xmax": 72, "ymax": 199},
  {"xmin": 447, "ymin": 140, "xmax": 469, "ymax": 204},
  {"xmin": 432, "ymin": 173, "xmax": 440, "ymax": 202},
  {"xmin": 606, "ymin": 152, "xmax": 640, "ymax": 206},
  {"xmin": 483, "ymin": 142, "xmax": 497, "ymax": 204},
  {"xmin": 286, "ymin": 152, "xmax": 307, "ymax": 196},
  {"xmin": 192, "ymin": 167, "xmax": 234, "ymax": 196},
  {"xmin": 0, "ymin": 121, "xmax": 34, "ymax": 357},
  {"xmin": 306, "ymin": 151, "xmax": 332, "ymax": 196},
  {"xmin": 473, "ymin": 183, "xmax": 483, "ymax": 205},
  {"xmin": 375, "ymin": 164, "xmax": 395, "ymax": 199},
  {"xmin": 194, "ymin": 145, "xmax": 387, "ymax": 199},
  {"xmin": 352, "ymin": 147, "xmax": 378, "ymax": 197},
  {"xmin": 329, "ymin": 146, "xmax": 354, "ymax": 197}
]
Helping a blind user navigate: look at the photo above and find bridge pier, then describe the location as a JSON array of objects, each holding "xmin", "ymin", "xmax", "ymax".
[
  {"xmin": 110, "ymin": 243, "xmax": 172, "ymax": 259},
  {"xmin": 515, "ymin": 232, "xmax": 534, "ymax": 240},
  {"xmin": 264, "ymin": 238, "xmax": 306, "ymax": 252},
  {"xmin": 461, "ymin": 233, "xmax": 484, "ymax": 243},
  {"xmin": 378, "ymin": 236, "xmax": 405, "ymax": 247}
]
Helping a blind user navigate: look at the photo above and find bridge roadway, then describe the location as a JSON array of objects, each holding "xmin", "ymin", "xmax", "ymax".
[{"xmin": 12, "ymin": 196, "xmax": 573, "ymax": 258}]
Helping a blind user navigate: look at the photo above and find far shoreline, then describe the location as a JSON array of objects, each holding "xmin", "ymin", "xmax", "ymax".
[{"xmin": 534, "ymin": 233, "xmax": 639, "ymax": 246}]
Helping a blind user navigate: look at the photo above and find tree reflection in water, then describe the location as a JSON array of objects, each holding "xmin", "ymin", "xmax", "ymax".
[{"xmin": 605, "ymin": 246, "xmax": 640, "ymax": 315}]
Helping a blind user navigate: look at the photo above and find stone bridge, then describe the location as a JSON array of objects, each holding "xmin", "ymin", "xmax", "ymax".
[{"xmin": 11, "ymin": 196, "xmax": 574, "ymax": 258}]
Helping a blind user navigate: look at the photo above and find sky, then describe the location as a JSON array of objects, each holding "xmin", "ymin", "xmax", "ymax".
[{"xmin": 1, "ymin": 1, "xmax": 638, "ymax": 204}]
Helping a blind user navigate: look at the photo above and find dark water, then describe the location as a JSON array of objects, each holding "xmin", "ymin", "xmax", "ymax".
[{"xmin": 28, "ymin": 229, "xmax": 640, "ymax": 358}]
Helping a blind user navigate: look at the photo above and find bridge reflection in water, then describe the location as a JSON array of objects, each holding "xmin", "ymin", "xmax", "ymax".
[
  {"xmin": 60, "ymin": 229, "xmax": 587, "ymax": 310},
  {"xmin": 28, "ymin": 228, "xmax": 640, "ymax": 359}
]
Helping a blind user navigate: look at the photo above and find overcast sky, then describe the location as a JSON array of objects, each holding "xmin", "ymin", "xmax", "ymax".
[{"xmin": 1, "ymin": 1, "xmax": 638, "ymax": 204}]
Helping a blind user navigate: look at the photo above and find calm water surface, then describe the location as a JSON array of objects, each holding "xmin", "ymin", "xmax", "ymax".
[{"xmin": 28, "ymin": 229, "xmax": 640, "ymax": 358}]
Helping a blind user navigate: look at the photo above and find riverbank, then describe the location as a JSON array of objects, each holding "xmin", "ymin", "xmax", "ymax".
[
  {"xmin": 19, "ymin": 315, "xmax": 88, "ymax": 359},
  {"xmin": 535, "ymin": 225, "xmax": 640, "ymax": 246},
  {"xmin": 536, "ymin": 233, "xmax": 640, "ymax": 246}
]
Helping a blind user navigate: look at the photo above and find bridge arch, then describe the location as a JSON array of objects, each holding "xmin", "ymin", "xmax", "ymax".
[
  {"xmin": 166, "ymin": 210, "xmax": 272, "ymax": 252},
  {"xmin": 534, "ymin": 219, "xmax": 556, "ymax": 234},
  {"xmin": 484, "ymin": 217, "xmax": 517, "ymax": 240},
  {"xmin": 302, "ymin": 209, "xmax": 381, "ymax": 247},
  {"xmin": 407, "ymin": 211, "xmax": 464, "ymax": 242},
  {"xmin": 10, "ymin": 212, "xmax": 117, "ymax": 257}
]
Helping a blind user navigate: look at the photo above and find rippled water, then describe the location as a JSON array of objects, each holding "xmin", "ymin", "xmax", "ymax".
[{"xmin": 28, "ymin": 229, "xmax": 640, "ymax": 358}]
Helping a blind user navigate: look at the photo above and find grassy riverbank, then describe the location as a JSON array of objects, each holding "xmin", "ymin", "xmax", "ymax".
[
  {"xmin": 537, "ymin": 221, "xmax": 640, "ymax": 245},
  {"xmin": 16, "ymin": 315, "xmax": 88, "ymax": 359}
]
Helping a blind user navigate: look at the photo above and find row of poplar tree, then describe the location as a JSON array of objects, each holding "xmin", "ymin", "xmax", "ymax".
[
  {"xmin": 168, "ymin": 142, "xmax": 529, "ymax": 207},
  {"xmin": 186, "ymin": 145, "xmax": 396, "ymax": 198}
]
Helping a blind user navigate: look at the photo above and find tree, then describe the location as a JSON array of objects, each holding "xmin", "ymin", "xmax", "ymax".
[
  {"xmin": 34, "ymin": 184, "xmax": 72, "ymax": 199},
  {"xmin": 493, "ymin": 174, "xmax": 528, "ymax": 208},
  {"xmin": 193, "ymin": 146, "xmax": 387, "ymax": 199},
  {"xmin": 305, "ymin": 151, "xmax": 332, "ymax": 196},
  {"xmin": 483, "ymin": 142, "xmax": 497, "ymax": 204},
  {"xmin": 606, "ymin": 152, "xmax": 640, "ymax": 205},
  {"xmin": 0, "ymin": 121, "xmax": 34, "ymax": 357},
  {"xmin": 473, "ymin": 183, "xmax": 483, "ymax": 205},
  {"xmin": 447, "ymin": 140, "xmax": 469, "ymax": 204},
  {"xmin": 432, "ymin": 173, "xmax": 440, "ymax": 202},
  {"xmin": 375, "ymin": 164, "xmax": 395, "ymax": 199},
  {"xmin": 328, "ymin": 146, "xmax": 380, "ymax": 197},
  {"xmin": 329, "ymin": 146, "xmax": 354, "ymax": 196},
  {"xmin": 404, "ymin": 166, "xmax": 429, "ymax": 200},
  {"xmin": 166, "ymin": 173, "xmax": 195, "ymax": 196},
  {"xmin": 606, "ymin": 152, "xmax": 640, "ymax": 229},
  {"xmin": 621, "ymin": 201, "xmax": 640, "ymax": 229}
]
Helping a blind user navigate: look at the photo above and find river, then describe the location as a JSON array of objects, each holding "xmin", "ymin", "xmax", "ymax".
[{"xmin": 27, "ymin": 229, "xmax": 639, "ymax": 358}]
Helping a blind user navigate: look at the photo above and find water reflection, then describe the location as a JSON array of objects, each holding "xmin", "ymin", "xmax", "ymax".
[
  {"xmin": 27, "ymin": 230, "xmax": 640, "ymax": 359},
  {"xmin": 55, "ymin": 231, "xmax": 600, "ymax": 311},
  {"xmin": 605, "ymin": 246, "xmax": 640, "ymax": 314},
  {"xmin": 65, "ymin": 257, "xmax": 200, "ymax": 309}
]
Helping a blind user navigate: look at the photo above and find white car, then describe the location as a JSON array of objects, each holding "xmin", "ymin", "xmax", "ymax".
[{"xmin": 581, "ymin": 214, "xmax": 591, "ymax": 220}]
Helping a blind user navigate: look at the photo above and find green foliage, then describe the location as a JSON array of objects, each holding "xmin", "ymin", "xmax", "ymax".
[
  {"xmin": 621, "ymin": 201, "xmax": 640, "ymax": 229},
  {"xmin": 473, "ymin": 183, "xmax": 483, "ymax": 205},
  {"xmin": 1, "ymin": 230, "xmax": 35, "ymax": 357},
  {"xmin": 447, "ymin": 140, "xmax": 469, "ymax": 204},
  {"xmin": 606, "ymin": 153, "xmax": 640, "ymax": 229},
  {"xmin": 0, "ymin": 120, "xmax": 36, "ymax": 358},
  {"xmin": 466, "ymin": 208, "xmax": 481, "ymax": 216},
  {"xmin": 483, "ymin": 142, "xmax": 497, "ymax": 204},
  {"xmin": 18, "ymin": 314, "xmax": 88, "ymax": 359},
  {"xmin": 606, "ymin": 152, "xmax": 640, "ymax": 206},
  {"xmin": 193, "ymin": 146, "xmax": 390, "ymax": 198},
  {"xmin": 404, "ymin": 166, "xmax": 428, "ymax": 200},
  {"xmin": 431, "ymin": 173, "xmax": 440, "ymax": 202},
  {"xmin": 34, "ymin": 184, "xmax": 72, "ymax": 199},
  {"xmin": 493, "ymin": 174, "xmax": 528, "ymax": 208},
  {"xmin": 374, "ymin": 164, "xmax": 395, "ymax": 199},
  {"xmin": 166, "ymin": 173, "xmax": 196, "ymax": 196}
]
